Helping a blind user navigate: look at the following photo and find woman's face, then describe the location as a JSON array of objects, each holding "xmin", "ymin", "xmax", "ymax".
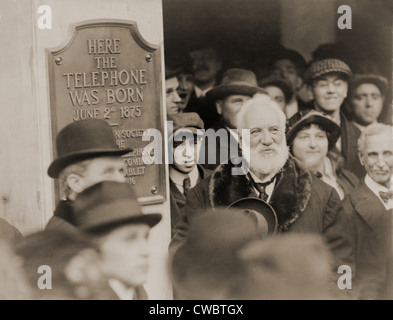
[{"xmin": 292, "ymin": 124, "xmax": 328, "ymax": 169}]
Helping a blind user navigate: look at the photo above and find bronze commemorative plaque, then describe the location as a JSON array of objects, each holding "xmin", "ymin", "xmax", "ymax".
[{"xmin": 47, "ymin": 20, "xmax": 165, "ymax": 204}]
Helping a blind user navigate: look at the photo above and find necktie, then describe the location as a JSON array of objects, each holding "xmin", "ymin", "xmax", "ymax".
[
  {"xmin": 379, "ymin": 191, "xmax": 393, "ymax": 203},
  {"xmin": 183, "ymin": 176, "xmax": 191, "ymax": 197},
  {"xmin": 254, "ymin": 176, "xmax": 276, "ymax": 202}
]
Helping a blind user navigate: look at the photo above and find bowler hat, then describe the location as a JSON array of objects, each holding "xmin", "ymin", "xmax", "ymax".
[
  {"xmin": 73, "ymin": 181, "xmax": 162, "ymax": 233},
  {"xmin": 227, "ymin": 197, "xmax": 278, "ymax": 237},
  {"xmin": 305, "ymin": 58, "xmax": 352, "ymax": 84},
  {"xmin": 206, "ymin": 68, "xmax": 266, "ymax": 101},
  {"xmin": 48, "ymin": 119, "xmax": 131, "ymax": 178},
  {"xmin": 349, "ymin": 74, "xmax": 388, "ymax": 97},
  {"xmin": 286, "ymin": 109, "xmax": 341, "ymax": 150}
]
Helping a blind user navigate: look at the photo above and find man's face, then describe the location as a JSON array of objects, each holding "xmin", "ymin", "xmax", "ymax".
[
  {"xmin": 350, "ymin": 83, "xmax": 384, "ymax": 126},
  {"xmin": 190, "ymin": 47, "xmax": 222, "ymax": 85},
  {"xmin": 360, "ymin": 132, "xmax": 393, "ymax": 187},
  {"xmin": 216, "ymin": 95, "xmax": 251, "ymax": 129},
  {"xmin": 79, "ymin": 157, "xmax": 126, "ymax": 191},
  {"xmin": 165, "ymin": 77, "xmax": 181, "ymax": 115},
  {"xmin": 177, "ymin": 73, "xmax": 194, "ymax": 111},
  {"xmin": 264, "ymin": 86, "xmax": 286, "ymax": 112},
  {"xmin": 242, "ymin": 106, "xmax": 289, "ymax": 177},
  {"xmin": 172, "ymin": 132, "xmax": 202, "ymax": 174},
  {"xmin": 312, "ymin": 73, "xmax": 348, "ymax": 113},
  {"xmin": 292, "ymin": 124, "xmax": 328, "ymax": 170},
  {"xmin": 98, "ymin": 223, "xmax": 151, "ymax": 287},
  {"xmin": 271, "ymin": 59, "xmax": 301, "ymax": 94}
]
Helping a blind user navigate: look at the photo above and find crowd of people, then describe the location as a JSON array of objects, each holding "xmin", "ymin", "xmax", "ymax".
[
  {"xmin": 0, "ymin": 42, "xmax": 392, "ymax": 300},
  {"xmin": 167, "ymin": 43, "xmax": 392, "ymax": 300}
]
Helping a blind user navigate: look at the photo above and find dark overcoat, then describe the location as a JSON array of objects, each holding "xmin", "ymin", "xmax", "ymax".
[
  {"xmin": 171, "ymin": 156, "xmax": 354, "ymax": 270},
  {"xmin": 348, "ymin": 180, "xmax": 392, "ymax": 299},
  {"xmin": 170, "ymin": 165, "xmax": 212, "ymax": 236}
]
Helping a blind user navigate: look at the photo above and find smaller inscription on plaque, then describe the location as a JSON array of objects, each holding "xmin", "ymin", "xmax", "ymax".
[{"xmin": 48, "ymin": 20, "xmax": 165, "ymax": 204}]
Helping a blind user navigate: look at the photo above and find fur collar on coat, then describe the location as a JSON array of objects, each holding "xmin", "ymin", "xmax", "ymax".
[{"xmin": 208, "ymin": 156, "xmax": 312, "ymax": 232}]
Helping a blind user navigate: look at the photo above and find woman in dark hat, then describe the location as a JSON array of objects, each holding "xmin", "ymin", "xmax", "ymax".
[{"xmin": 287, "ymin": 109, "xmax": 359, "ymax": 200}]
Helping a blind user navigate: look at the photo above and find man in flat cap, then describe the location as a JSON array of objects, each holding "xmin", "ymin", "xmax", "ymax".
[
  {"xmin": 171, "ymin": 95, "xmax": 354, "ymax": 273},
  {"xmin": 306, "ymin": 58, "xmax": 364, "ymax": 178},
  {"xmin": 45, "ymin": 119, "xmax": 130, "ymax": 233},
  {"xmin": 201, "ymin": 68, "xmax": 266, "ymax": 170},
  {"xmin": 168, "ymin": 112, "xmax": 212, "ymax": 237},
  {"xmin": 73, "ymin": 181, "xmax": 162, "ymax": 300}
]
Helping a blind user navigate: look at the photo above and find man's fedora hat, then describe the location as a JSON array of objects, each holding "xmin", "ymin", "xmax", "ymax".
[
  {"xmin": 73, "ymin": 181, "xmax": 162, "ymax": 233},
  {"xmin": 286, "ymin": 109, "xmax": 341, "ymax": 150},
  {"xmin": 206, "ymin": 68, "xmax": 266, "ymax": 101},
  {"xmin": 48, "ymin": 119, "xmax": 131, "ymax": 178},
  {"xmin": 227, "ymin": 198, "xmax": 278, "ymax": 238}
]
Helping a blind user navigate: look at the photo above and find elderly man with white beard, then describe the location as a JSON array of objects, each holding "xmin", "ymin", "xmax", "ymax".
[{"xmin": 170, "ymin": 95, "xmax": 354, "ymax": 274}]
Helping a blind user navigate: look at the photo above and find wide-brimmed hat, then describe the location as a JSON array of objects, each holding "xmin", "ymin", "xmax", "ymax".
[
  {"xmin": 206, "ymin": 68, "xmax": 266, "ymax": 101},
  {"xmin": 227, "ymin": 197, "xmax": 278, "ymax": 237},
  {"xmin": 349, "ymin": 74, "xmax": 388, "ymax": 97},
  {"xmin": 259, "ymin": 75, "xmax": 293, "ymax": 104},
  {"xmin": 305, "ymin": 58, "xmax": 352, "ymax": 84},
  {"xmin": 48, "ymin": 119, "xmax": 131, "ymax": 178},
  {"xmin": 73, "ymin": 181, "xmax": 162, "ymax": 233},
  {"xmin": 286, "ymin": 109, "xmax": 341, "ymax": 150}
]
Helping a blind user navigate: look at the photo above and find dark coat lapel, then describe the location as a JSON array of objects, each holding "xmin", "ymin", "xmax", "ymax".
[
  {"xmin": 54, "ymin": 199, "xmax": 75, "ymax": 224},
  {"xmin": 170, "ymin": 179, "xmax": 186, "ymax": 206},
  {"xmin": 350, "ymin": 180, "xmax": 388, "ymax": 230},
  {"xmin": 170, "ymin": 164, "xmax": 212, "ymax": 207}
]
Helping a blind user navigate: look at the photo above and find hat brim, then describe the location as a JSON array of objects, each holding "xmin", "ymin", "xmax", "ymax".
[
  {"xmin": 206, "ymin": 84, "xmax": 266, "ymax": 100},
  {"xmin": 227, "ymin": 197, "xmax": 278, "ymax": 236},
  {"xmin": 83, "ymin": 213, "xmax": 162, "ymax": 234},
  {"xmin": 48, "ymin": 147, "xmax": 132, "ymax": 179},
  {"xmin": 306, "ymin": 71, "xmax": 352, "ymax": 84},
  {"xmin": 286, "ymin": 114, "xmax": 341, "ymax": 150}
]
